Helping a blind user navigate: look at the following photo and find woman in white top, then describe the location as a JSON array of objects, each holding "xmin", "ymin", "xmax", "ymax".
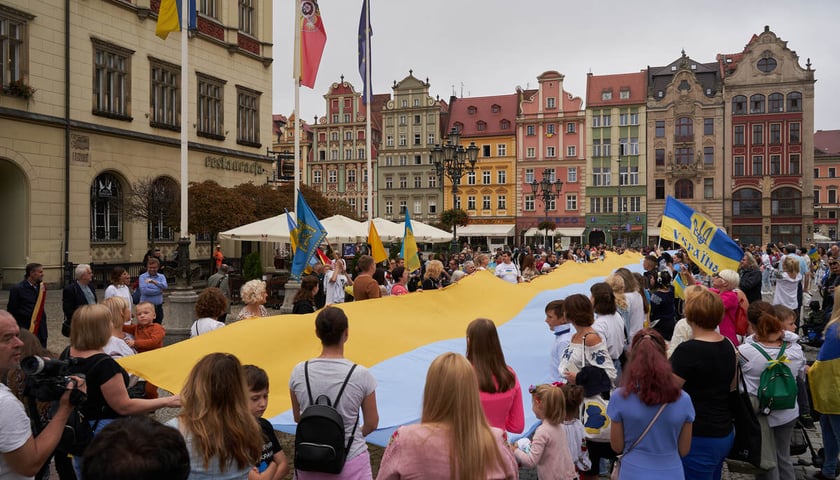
[
  {"xmin": 738, "ymin": 311, "xmax": 806, "ymax": 480},
  {"xmin": 773, "ymin": 256, "xmax": 801, "ymax": 311},
  {"xmin": 590, "ymin": 282, "xmax": 627, "ymax": 373},
  {"xmin": 323, "ymin": 258, "xmax": 353, "ymax": 305},
  {"xmin": 101, "ymin": 296, "xmax": 136, "ymax": 358},
  {"xmin": 558, "ymin": 294, "xmax": 617, "ymax": 385},
  {"xmin": 104, "ymin": 266, "xmax": 133, "ymax": 313},
  {"xmin": 613, "ymin": 268, "xmax": 647, "ymax": 342},
  {"xmin": 190, "ymin": 288, "xmax": 227, "ymax": 337}
]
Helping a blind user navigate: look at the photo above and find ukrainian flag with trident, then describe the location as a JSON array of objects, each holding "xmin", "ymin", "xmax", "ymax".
[
  {"xmin": 660, "ymin": 196, "xmax": 743, "ymax": 276},
  {"xmin": 289, "ymin": 191, "xmax": 328, "ymax": 281}
]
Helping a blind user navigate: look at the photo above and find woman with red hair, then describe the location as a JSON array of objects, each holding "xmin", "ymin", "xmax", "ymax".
[{"xmin": 607, "ymin": 329, "xmax": 695, "ymax": 479}]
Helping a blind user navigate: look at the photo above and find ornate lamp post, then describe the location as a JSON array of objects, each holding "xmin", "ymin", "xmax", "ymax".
[
  {"xmin": 431, "ymin": 128, "xmax": 479, "ymax": 252},
  {"xmin": 530, "ymin": 168, "xmax": 563, "ymax": 250}
]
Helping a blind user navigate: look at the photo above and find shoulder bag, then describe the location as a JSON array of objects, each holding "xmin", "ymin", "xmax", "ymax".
[{"xmin": 611, "ymin": 402, "xmax": 667, "ymax": 480}]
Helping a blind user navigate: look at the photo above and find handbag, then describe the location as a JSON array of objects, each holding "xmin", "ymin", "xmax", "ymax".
[
  {"xmin": 725, "ymin": 355, "xmax": 777, "ymax": 474},
  {"xmin": 611, "ymin": 402, "xmax": 667, "ymax": 480}
]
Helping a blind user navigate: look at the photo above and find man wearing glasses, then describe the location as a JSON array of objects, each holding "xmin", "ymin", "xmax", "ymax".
[{"xmin": 821, "ymin": 258, "xmax": 840, "ymax": 323}]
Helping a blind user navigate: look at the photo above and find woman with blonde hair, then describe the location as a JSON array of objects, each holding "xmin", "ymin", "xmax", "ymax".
[
  {"xmin": 422, "ymin": 259, "xmax": 445, "ymax": 290},
  {"xmin": 376, "ymin": 352, "xmax": 518, "ymax": 479},
  {"xmin": 772, "ymin": 256, "xmax": 801, "ymax": 314},
  {"xmin": 168, "ymin": 353, "xmax": 262, "ymax": 479},
  {"xmin": 237, "ymin": 279, "xmax": 269, "ymax": 321},
  {"xmin": 101, "ymin": 296, "xmax": 136, "ymax": 358},
  {"xmin": 613, "ymin": 268, "xmax": 647, "ymax": 340},
  {"xmin": 466, "ymin": 318, "xmax": 525, "ymax": 434}
]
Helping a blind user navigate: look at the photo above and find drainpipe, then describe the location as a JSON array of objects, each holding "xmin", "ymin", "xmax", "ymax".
[{"xmin": 63, "ymin": 0, "xmax": 71, "ymax": 286}]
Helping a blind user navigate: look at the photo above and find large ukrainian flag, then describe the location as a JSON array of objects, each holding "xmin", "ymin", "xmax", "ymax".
[{"xmin": 660, "ymin": 196, "xmax": 742, "ymax": 276}]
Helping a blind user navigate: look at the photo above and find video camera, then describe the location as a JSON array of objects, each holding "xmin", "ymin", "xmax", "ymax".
[{"xmin": 21, "ymin": 356, "xmax": 86, "ymax": 404}]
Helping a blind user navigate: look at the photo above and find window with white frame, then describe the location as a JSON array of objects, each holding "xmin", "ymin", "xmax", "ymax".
[
  {"xmin": 497, "ymin": 144, "xmax": 507, "ymax": 156},
  {"xmin": 399, "ymin": 200, "xmax": 406, "ymax": 214},
  {"xmin": 330, "ymin": 150, "xmax": 338, "ymax": 160},
  {"xmin": 199, "ymin": 0, "xmax": 221, "ymax": 19},
  {"xmin": 414, "ymin": 155, "xmax": 422, "ymax": 165},
  {"xmin": 428, "ymin": 133, "xmax": 435, "ymax": 144},
  {"xmin": 592, "ymin": 140, "xmax": 602, "ymax": 157},
  {"xmin": 567, "ymin": 145, "xmax": 576, "ymax": 157},
  {"xmin": 592, "ymin": 167, "xmax": 611, "ymax": 186},
  {"xmin": 399, "ymin": 176, "xmax": 407, "ymax": 188},
  {"xmin": 482, "ymin": 195, "xmax": 491, "ymax": 210},
  {"xmin": 386, "ymin": 135, "xmax": 393, "ymax": 146},
  {"xmin": 414, "ymin": 176, "xmax": 422, "ymax": 188},
  {"xmin": 344, "ymin": 131, "xmax": 352, "ymax": 140},
  {"xmin": 399, "ymin": 155, "xmax": 407, "ymax": 166},
  {"xmin": 384, "ymin": 156, "xmax": 393, "ymax": 166},
  {"xmin": 619, "ymin": 165, "xmax": 639, "ymax": 186},
  {"xmin": 546, "ymin": 146, "xmax": 556, "ymax": 157},
  {"xmin": 592, "ymin": 115, "xmax": 601, "ymax": 128},
  {"xmin": 547, "ymin": 197, "xmax": 556, "ymax": 211},
  {"xmin": 385, "ymin": 176, "xmax": 392, "ymax": 189},
  {"xmin": 567, "ymin": 167, "xmax": 577, "ymax": 183},
  {"xmin": 399, "ymin": 115, "xmax": 406, "ymax": 125},
  {"xmin": 238, "ymin": 0, "xmax": 254, "ymax": 35},
  {"xmin": 525, "ymin": 169, "xmax": 535, "ymax": 184},
  {"xmin": 546, "ymin": 97, "xmax": 556, "ymax": 108},
  {"xmin": 363, "ymin": 169, "xmax": 368, "ymax": 183},
  {"xmin": 497, "ymin": 195, "xmax": 506, "ymax": 210},
  {"xmin": 428, "ymin": 175, "xmax": 437, "ymax": 188},
  {"xmin": 619, "ymin": 113, "xmax": 628, "ymax": 126},
  {"xmin": 545, "ymin": 168, "xmax": 556, "ymax": 182},
  {"xmin": 0, "ymin": 8, "xmax": 29, "ymax": 88},
  {"xmin": 602, "ymin": 115, "xmax": 611, "ymax": 127},
  {"xmin": 414, "ymin": 134, "xmax": 421, "ymax": 145},
  {"xmin": 619, "ymin": 89, "xmax": 630, "ymax": 100},
  {"xmin": 467, "ymin": 171, "xmax": 476, "ymax": 185},
  {"xmin": 347, "ymin": 169, "xmax": 356, "ymax": 183},
  {"xmin": 313, "ymin": 170, "xmax": 322, "ymax": 183},
  {"xmin": 236, "ymin": 87, "xmax": 260, "ymax": 145},
  {"xmin": 91, "ymin": 173, "xmax": 123, "ymax": 242},
  {"xmin": 348, "ymin": 198, "xmax": 356, "ymax": 211},
  {"xmin": 428, "ymin": 200, "xmax": 436, "ymax": 214},
  {"xmin": 524, "ymin": 195, "xmax": 535, "ymax": 211},
  {"xmin": 546, "ymin": 123, "xmax": 555, "ymax": 134},
  {"xmin": 630, "ymin": 112, "xmax": 639, "ymax": 125},
  {"xmin": 93, "ymin": 39, "xmax": 132, "ymax": 118},
  {"xmin": 467, "ymin": 196, "xmax": 476, "ymax": 210},
  {"xmin": 629, "ymin": 138, "xmax": 639, "ymax": 155},
  {"xmin": 197, "ymin": 73, "xmax": 224, "ymax": 137},
  {"xmin": 399, "ymin": 134, "xmax": 406, "ymax": 146},
  {"xmin": 566, "ymin": 193, "xmax": 577, "ymax": 210},
  {"xmin": 526, "ymin": 147, "xmax": 536, "ymax": 158},
  {"xmin": 344, "ymin": 149, "xmax": 352, "ymax": 160},
  {"xmin": 482, "ymin": 170, "xmax": 491, "ymax": 184},
  {"xmin": 358, "ymin": 148, "xmax": 365, "ymax": 159},
  {"xmin": 414, "ymin": 201, "xmax": 422, "ymax": 214},
  {"xmin": 150, "ymin": 58, "xmax": 180, "ymax": 128},
  {"xmin": 328, "ymin": 170, "xmax": 337, "ymax": 183},
  {"xmin": 526, "ymin": 125, "xmax": 535, "ymax": 136},
  {"xmin": 454, "ymin": 196, "xmax": 461, "ymax": 209},
  {"xmin": 567, "ymin": 122, "xmax": 576, "ymax": 133},
  {"xmin": 497, "ymin": 170, "xmax": 506, "ymax": 184}
]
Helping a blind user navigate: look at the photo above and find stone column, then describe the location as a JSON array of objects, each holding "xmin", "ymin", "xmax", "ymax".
[
  {"xmin": 280, "ymin": 280, "xmax": 300, "ymax": 314},
  {"xmin": 165, "ymin": 237, "xmax": 197, "ymax": 345}
]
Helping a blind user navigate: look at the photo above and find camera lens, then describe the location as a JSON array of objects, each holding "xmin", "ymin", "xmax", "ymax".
[{"xmin": 20, "ymin": 356, "xmax": 46, "ymax": 375}]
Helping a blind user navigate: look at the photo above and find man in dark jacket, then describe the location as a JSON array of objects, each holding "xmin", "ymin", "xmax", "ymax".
[
  {"xmin": 61, "ymin": 263, "xmax": 97, "ymax": 336},
  {"xmin": 6, "ymin": 263, "xmax": 48, "ymax": 346},
  {"xmin": 821, "ymin": 258, "xmax": 840, "ymax": 323},
  {"xmin": 738, "ymin": 253, "xmax": 763, "ymax": 303}
]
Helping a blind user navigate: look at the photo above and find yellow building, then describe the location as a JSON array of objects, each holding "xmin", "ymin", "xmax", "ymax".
[{"xmin": 0, "ymin": 0, "xmax": 274, "ymax": 283}]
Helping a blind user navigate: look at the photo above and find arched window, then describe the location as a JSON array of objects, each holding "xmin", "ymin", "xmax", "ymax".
[
  {"xmin": 771, "ymin": 187, "xmax": 801, "ymax": 216},
  {"xmin": 768, "ymin": 93, "xmax": 784, "ymax": 113},
  {"xmin": 787, "ymin": 92, "xmax": 802, "ymax": 112},
  {"xmin": 91, "ymin": 172, "xmax": 123, "ymax": 242},
  {"xmin": 732, "ymin": 188, "xmax": 762, "ymax": 217},
  {"xmin": 750, "ymin": 94, "xmax": 765, "ymax": 114},
  {"xmin": 674, "ymin": 179, "xmax": 693, "ymax": 199},
  {"xmin": 676, "ymin": 117, "xmax": 693, "ymax": 140},
  {"xmin": 732, "ymin": 95, "xmax": 747, "ymax": 115}
]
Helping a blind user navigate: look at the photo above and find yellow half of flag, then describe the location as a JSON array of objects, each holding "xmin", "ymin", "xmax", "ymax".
[
  {"xmin": 156, "ymin": 0, "xmax": 181, "ymax": 40},
  {"xmin": 368, "ymin": 222, "xmax": 388, "ymax": 263}
]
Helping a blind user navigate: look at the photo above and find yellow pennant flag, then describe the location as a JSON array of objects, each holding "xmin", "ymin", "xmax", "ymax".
[
  {"xmin": 401, "ymin": 211, "xmax": 421, "ymax": 272},
  {"xmin": 368, "ymin": 221, "xmax": 388, "ymax": 263}
]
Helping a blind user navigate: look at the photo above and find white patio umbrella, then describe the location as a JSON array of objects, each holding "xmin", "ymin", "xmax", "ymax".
[
  {"xmin": 399, "ymin": 219, "xmax": 452, "ymax": 243},
  {"xmin": 371, "ymin": 217, "xmax": 403, "ymax": 242},
  {"xmin": 218, "ymin": 212, "xmax": 294, "ymax": 243},
  {"xmin": 320, "ymin": 215, "xmax": 368, "ymax": 243}
]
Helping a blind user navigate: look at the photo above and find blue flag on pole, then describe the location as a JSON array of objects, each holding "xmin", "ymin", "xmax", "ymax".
[
  {"xmin": 401, "ymin": 211, "xmax": 421, "ymax": 272},
  {"xmin": 290, "ymin": 192, "xmax": 328, "ymax": 281},
  {"xmin": 357, "ymin": 0, "xmax": 372, "ymax": 104}
]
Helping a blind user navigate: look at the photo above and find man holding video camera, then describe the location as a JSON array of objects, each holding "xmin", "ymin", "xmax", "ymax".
[{"xmin": 0, "ymin": 309, "xmax": 81, "ymax": 478}]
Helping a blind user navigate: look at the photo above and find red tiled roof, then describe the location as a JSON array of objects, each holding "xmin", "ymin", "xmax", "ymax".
[
  {"xmin": 447, "ymin": 93, "xmax": 519, "ymax": 137},
  {"xmin": 815, "ymin": 130, "xmax": 840, "ymax": 156},
  {"xmin": 717, "ymin": 33, "xmax": 759, "ymax": 78},
  {"xmin": 586, "ymin": 71, "xmax": 646, "ymax": 106}
]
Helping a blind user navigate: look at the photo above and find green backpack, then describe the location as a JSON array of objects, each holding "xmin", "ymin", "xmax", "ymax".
[{"xmin": 751, "ymin": 342, "xmax": 798, "ymax": 415}]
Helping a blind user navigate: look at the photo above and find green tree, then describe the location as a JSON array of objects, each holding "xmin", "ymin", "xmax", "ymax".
[
  {"xmin": 125, "ymin": 176, "xmax": 179, "ymax": 248},
  {"xmin": 189, "ymin": 180, "xmax": 257, "ymax": 270}
]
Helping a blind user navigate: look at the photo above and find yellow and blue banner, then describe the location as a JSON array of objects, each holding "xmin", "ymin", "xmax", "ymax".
[
  {"xmin": 290, "ymin": 192, "xmax": 327, "ymax": 281},
  {"xmin": 660, "ymin": 196, "xmax": 742, "ymax": 276},
  {"xmin": 401, "ymin": 211, "xmax": 421, "ymax": 272},
  {"xmin": 155, "ymin": 0, "xmax": 196, "ymax": 40}
]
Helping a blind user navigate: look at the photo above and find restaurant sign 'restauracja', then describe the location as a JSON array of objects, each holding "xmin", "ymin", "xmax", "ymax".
[{"xmin": 204, "ymin": 155, "xmax": 266, "ymax": 176}]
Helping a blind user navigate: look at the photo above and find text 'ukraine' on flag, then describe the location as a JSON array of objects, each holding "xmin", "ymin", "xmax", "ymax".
[
  {"xmin": 155, "ymin": 0, "xmax": 196, "ymax": 40},
  {"xmin": 290, "ymin": 192, "xmax": 328, "ymax": 281},
  {"xmin": 660, "ymin": 196, "xmax": 743, "ymax": 276},
  {"xmin": 401, "ymin": 211, "xmax": 421, "ymax": 272},
  {"xmin": 368, "ymin": 221, "xmax": 387, "ymax": 264},
  {"xmin": 296, "ymin": 0, "xmax": 327, "ymax": 89},
  {"xmin": 357, "ymin": 0, "xmax": 372, "ymax": 104}
]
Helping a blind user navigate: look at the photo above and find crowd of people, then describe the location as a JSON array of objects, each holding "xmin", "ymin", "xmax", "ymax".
[{"xmin": 2, "ymin": 240, "xmax": 840, "ymax": 479}]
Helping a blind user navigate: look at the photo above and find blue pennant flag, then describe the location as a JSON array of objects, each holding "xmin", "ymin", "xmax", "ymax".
[{"xmin": 290, "ymin": 192, "xmax": 328, "ymax": 281}]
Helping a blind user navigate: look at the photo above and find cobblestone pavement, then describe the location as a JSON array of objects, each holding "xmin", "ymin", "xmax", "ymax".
[{"xmin": 0, "ymin": 288, "xmax": 829, "ymax": 479}]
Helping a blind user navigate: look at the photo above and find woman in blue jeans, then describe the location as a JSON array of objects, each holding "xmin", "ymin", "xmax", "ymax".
[
  {"xmin": 669, "ymin": 289, "xmax": 736, "ymax": 480},
  {"xmin": 810, "ymin": 302, "xmax": 840, "ymax": 480}
]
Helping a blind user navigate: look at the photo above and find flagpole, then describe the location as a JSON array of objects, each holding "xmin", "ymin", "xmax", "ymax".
[
  {"xmin": 293, "ymin": 0, "xmax": 302, "ymax": 214},
  {"xmin": 179, "ymin": 0, "xmax": 189, "ymax": 235},
  {"xmin": 364, "ymin": 0, "xmax": 372, "ymax": 222}
]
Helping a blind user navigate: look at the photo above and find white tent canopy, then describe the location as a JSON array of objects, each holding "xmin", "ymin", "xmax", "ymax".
[
  {"xmin": 399, "ymin": 219, "xmax": 452, "ymax": 243},
  {"xmin": 218, "ymin": 212, "xmax": 294, "ymax": 243},
  {"xmin": 458, "ymin": 224, "xmax": 516, "ymax": 237},
  {"xmin": 814, "ymin": 232, "xmax": 832, "ymax": 242},
  {"xmin": 319, "ymin": 215, "xmax": 368, "ymax": 243},
  {"xmin": 524, "ymin": 226, "xmax": 585, "ymax": 237},
  {"xmin": 371, "ymin": 218, "xmax": 403, "ymax": 242}
]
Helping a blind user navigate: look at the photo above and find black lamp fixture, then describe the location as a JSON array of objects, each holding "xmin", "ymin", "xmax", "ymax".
[
  {"xmin": 266, "ymin": 148, "xmax": 296, "ymax": 182},
  {"xmin": 530, "ymin": 168, "xmax": 564, "ymax": 248},
  {"xmin": 431, "ymin": 128, "xmax": 479, "ymax": 252}
]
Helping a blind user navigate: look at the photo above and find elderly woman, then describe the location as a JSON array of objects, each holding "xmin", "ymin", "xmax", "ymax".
[
  {"xmin": 191, "ymin": 288, "xmax": 228, "ymax": 337},
  {"xmin": 422, "ymin": 259, "xmax": 445, "ymax": 290},
  {"xmin": 710, "ymin": 269, "xmax": 741, "ymax": 345},
  {"xmin": 236, "ymin": 279, "xmax": 269, "ymax": 321}
]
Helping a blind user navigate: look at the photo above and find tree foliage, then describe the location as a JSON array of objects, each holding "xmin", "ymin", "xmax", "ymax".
[
  {"xmin": 125, "ymin": 176, "xmax": 179, "ymax": 246},
  {"xmin": 537, "ymin": 220, "xmax": 557, "ymax": 232},
  {"xmin": 188, "ymin": 180, "xmax": 257, "ymax": 237},
  {"xmin": 439, "ymin": 208, "xmax": 469, "ymax": 231}
]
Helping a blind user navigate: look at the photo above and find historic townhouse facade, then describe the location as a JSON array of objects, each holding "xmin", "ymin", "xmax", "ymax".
[
  {"xmin": 719, "ymin": 27, "xmax": 816, "ymax": 247},
  {"xmin": 309, "ymin": 78, "xmax": 387, "ymax": 219},
  {"xmin": 516, "ymin": 71, "xmax": 586, "ymax": 248},
  {"xmin": 813, "ymin": 130, "xmax": 840, "ymax": 241},
  {"xmin": 446, "ymin": 94, "xmax": 519, "ymax": 244},
  {"xmin": 378, "ymin": 72, "xmax": 447, "ymax": 225},
  {"xmin": 270, "ymin": 113, "xmax": 313, "ymax": 188},
  {"xmin": 584, "ymin": 71, "xmax": 647, "ymax": 247},
  {"xmin": 646, "ymin": 52, "xmax": 725, "ymax": 243},
  {"xmin": 0, "ymin": 0, "xmax": 274, "ymax": 283}
]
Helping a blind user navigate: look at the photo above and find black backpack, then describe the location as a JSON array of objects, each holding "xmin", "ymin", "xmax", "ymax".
[{"xmin": 294, "ymin": 361, "xmax": 358, "ymax": 474}]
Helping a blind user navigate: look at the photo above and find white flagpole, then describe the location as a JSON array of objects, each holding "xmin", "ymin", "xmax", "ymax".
[
  {"xmin": 364, "ymin": 0, "xmax": 372, "ymax": 222},
  {"xmin": 293, "ymin": 0, "xmax": 302, "ymax": 214},
  {"xmin": 179, "ymin": 0, "xmax": 189, "ymax": 235}
]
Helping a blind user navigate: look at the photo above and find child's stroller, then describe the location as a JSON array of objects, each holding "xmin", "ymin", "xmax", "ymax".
[
  {"xmin": 791, "ymin": 420, "xmax": 824, "ymax": 468},
  {"xmin": 801, "ymin": 300, "xmax": 827, "ymax": 347}
]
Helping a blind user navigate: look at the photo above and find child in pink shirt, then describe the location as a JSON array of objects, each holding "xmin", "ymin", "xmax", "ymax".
[{"xmin": 513, "ymin": 383, "xmax": 577, "ymax": 480}]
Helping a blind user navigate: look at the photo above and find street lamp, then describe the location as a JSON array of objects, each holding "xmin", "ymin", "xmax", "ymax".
[
  {"xmin": 530, "ymin": 168, "xmax": 563, "ymax": 250},
  {"xmin": 431, "ymin": 128, "xmax": 479, "ymax": 252}
]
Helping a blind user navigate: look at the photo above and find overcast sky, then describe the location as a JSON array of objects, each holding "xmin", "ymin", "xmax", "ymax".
[{"xmin": 272, "ymin": 0, "xmax": 838, "ymax": 131}]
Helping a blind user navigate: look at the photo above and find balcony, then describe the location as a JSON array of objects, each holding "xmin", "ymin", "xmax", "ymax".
[
  {"xmin": 674, "ymin": 134, "xmax": 694, "ymax": 143},
  {"xmin": 665, "ymin": 159, "xmax": 704, "ymax": 180}
]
